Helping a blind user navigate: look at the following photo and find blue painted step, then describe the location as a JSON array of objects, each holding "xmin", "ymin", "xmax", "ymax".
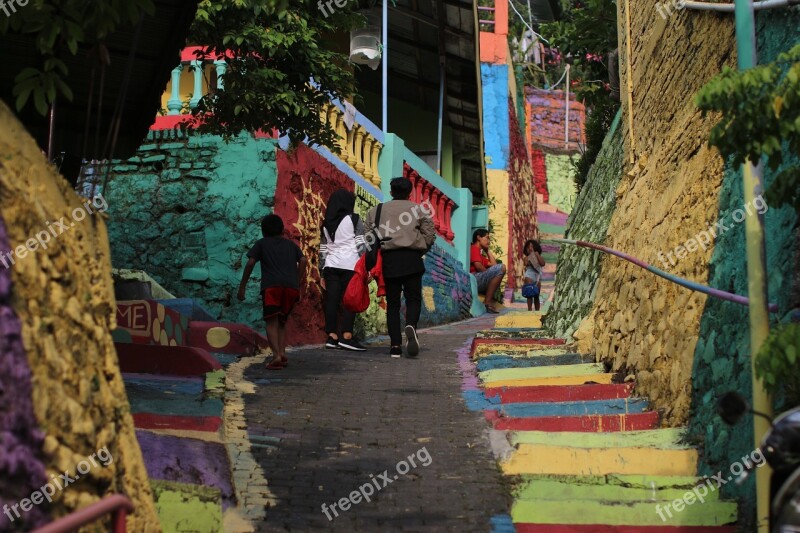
[
  {"xmin": 123, "ymin": 376, "xmax": 223, "ymax": 417},
  {"xmin": 499, "ymin": 397, "xmax": 650, "ymax": 418},
  {"xmin": 477, "ymin": 353, "xmax": 593, "ymax": 372},
  {"xmin": 462, "ymin": 390, "xmax": 502, "ymax": 411}
]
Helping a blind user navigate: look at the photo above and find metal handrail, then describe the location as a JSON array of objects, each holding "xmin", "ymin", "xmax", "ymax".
[
  {"xmin": 549, "ymin": 238, "xmax": 779, "ymax": 312},
  {"xmin": 32, "ymin": 494, "xmax": 134, "ymax": 533}
]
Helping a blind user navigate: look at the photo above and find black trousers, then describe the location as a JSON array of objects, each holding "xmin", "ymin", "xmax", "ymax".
[
  {"xmin": 323, "ymin": 268, "xmax": 356, "ymax": 335},
  {"xmin": 384, "ymin": 273, "xmax": 423, "ymax": 347}
]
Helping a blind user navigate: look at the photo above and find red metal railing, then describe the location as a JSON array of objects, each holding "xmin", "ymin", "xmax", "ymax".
[
  {"xmin": 32, "ymin": 495, "xmax": 134, "ymax": 533},
  {"xmin": 478, "ymin": 1, "xmax": 496, "ymax": 31},
  {"xmin": 403, "ymin": 162, "xmax": 455, "ymax": 243}
]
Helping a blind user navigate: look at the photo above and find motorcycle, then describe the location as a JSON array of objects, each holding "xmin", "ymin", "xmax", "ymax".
[{"xmin": 718, "ymin": 391, "xmax": 800, "ymax": 532}]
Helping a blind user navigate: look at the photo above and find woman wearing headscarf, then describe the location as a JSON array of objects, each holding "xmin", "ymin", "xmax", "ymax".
[{"xmin": 319, "ymin": 189, "xmax": 367, "ymax": 351}]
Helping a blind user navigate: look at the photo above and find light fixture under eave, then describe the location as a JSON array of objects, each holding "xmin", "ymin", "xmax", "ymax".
[{"xmin": 349, "ymin": 9, "xmax": 382, "ymax": 70}]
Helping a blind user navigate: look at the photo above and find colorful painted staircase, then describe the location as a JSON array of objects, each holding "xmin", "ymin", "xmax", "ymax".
[
  {"xmin": 474, "ymin": 310, "xmax": 738, "ymax": 532},
  {"xmin": 113, "ymin": 298, "xmax": 272, "ymax": 532}
]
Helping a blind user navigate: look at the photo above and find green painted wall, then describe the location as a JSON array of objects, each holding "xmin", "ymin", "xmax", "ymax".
[
  {"xmin": 544, "ymin": 112, "xmax": 623, "ymax": 339},
  {"xmin": 104, "ymin": 130, "xmax": 279, "ymax": 326},
  {"xmin": 360, "ymin": 91, "xmax": 455, "ymax": 185},
  {"xmin": 688, "ymin": 13, "xmax": 800, "ymax": 526},
  {"xmin": 544, "ymin": 153, "xmax": 579, "ymax": 213}
]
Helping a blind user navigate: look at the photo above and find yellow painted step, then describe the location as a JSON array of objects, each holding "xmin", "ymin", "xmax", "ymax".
[
  {"xmin": 495, "ymin": 312, "xmax": 543, "ymax": 328},
  {"xmin": 502, "ymin": 444, "xmax": 698, "ymax": 477},
  {"xmin": 484, "ymin": 373, "xmax": 615, "ymax": 388},
  {"xmin": 480, "ymin": 363, "xmax": 604, "ymax": 383}
]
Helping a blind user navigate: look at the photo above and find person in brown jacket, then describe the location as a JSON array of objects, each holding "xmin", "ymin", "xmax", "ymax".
[{"xmin": 365, "ymin": 177, "xmax": 436, "ymax": 358}]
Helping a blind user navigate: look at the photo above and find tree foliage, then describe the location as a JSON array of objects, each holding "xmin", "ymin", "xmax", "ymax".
[
  {"xmin": 188, "ymin": 0, "xmax": 362, "ymax": 149},
  {"xmin": 1, "ymin": 0, "xmax": 155, "ymax": 115},
  {"xmin": 696, "ymin": 44, "xmax": 800, "ymax": 212},
  {"xmin": 538, "ymin": 0, "xmax": 619, "ymax": 190},
  {"xmin": 2, "ymin": 0, "xmax": 363, "ymax": 151}
]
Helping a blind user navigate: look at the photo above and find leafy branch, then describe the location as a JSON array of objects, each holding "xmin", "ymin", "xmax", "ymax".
[{"xmin": 696, "ymin": 44, "xmax": 800, "ymax": 212}]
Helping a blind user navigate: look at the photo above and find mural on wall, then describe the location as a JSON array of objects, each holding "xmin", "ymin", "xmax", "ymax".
[
  {"xmin": 273, "ymin": 144, "xmax": 357, "ymax": 344},
  {"xmin": 507, "ymin": 99, "xmax": 538, "ymax": 290},
  {"xmin": 114, "ymin": 300, "xmax": 189, "ymax": 346}
]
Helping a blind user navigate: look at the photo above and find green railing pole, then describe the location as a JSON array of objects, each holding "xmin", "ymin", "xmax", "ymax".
[{"xmin": 734, "ymin": 2, "xmax": 772, "ymax": 530}]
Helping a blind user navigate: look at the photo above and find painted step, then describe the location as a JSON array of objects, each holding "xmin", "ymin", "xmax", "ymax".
[
  {"xmin": 477, "ymin": 329, "xmax": 549, "ymax": 338},
  {"xmin": 116, "ymin": 343, "xmax": 221, "ymax": 376},
  {"xmin": 471, "ymin": 337, "xmax": 567, "ymax": 357},
  {"xmin": 515, "ymin": 525, "xmax": 737, "ymax": 532},
  {"xmin": 477, "ymin": 353, "xmax": 594, "ymax": 371},
  {"xmin": 133, "ymin": 413, "xmax": 222, "ymax": 432},
  {"xmin": 514, "ymin": 475, "xmax": 725, "ymax": 503},
  {"xmin": 489, "ymin": 411, "xmax": 660, "ymax": 432},
  {"xmin": 495, "ymin": 313, "xmax": 543, "ymax": 329},
  {"xmin": 499, "ymin": 398, "xmax": 649, "ymax": 418},
  {"xmin": 124, "ymin": 378, "xmax": 223, "ymax": 417},
  {"xmin": 511, "ymin": 498, "xmax": 737, "ymax": 527},
  {"xmin": 510, "ymin": 429, "xmax": 689, "ymax": 449},
  {"xmin": 476, "ymin": 346, "xmax": 576, "ymax": 359},
  {"xmin": 486, "ymin": 383, "xmax": 633, "ymax": 404},
  {"xmin": 502, "ymin": 444, "xmax": 697, "ymax": 476},
  {"xmin": 480, "ymin": 363, "xmax": 605, "ymax": 384},
  {"xmin": 485, "ymin": 373, "xmax": 616, "ymax": 388}
]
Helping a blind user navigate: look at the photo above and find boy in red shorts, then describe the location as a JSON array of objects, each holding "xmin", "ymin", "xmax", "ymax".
[{"xmin": 237, "ymin": 214, "xmax": 307, "ymax": 369}]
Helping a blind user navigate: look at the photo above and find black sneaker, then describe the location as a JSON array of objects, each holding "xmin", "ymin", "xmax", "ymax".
[
  {"xmin": 338, "ymin": 338, "xmax": 366, "ymax": 351},
  {"xmin": 405, "ymin": 325, "xmax": 419, "ymax": 357},
  {"xmin": 389, "ymin": 346, "xmax": 402, "ymax": 358},
  {"xmin": 325, "ymin": 336, "xmax": 339, "ymax": 349}
]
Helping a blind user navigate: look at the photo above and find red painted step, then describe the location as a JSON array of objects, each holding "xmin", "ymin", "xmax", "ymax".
[
  {"xmin": 516, "ymin": 526, "xmax": 737, "ymax": 532},
  {"xmin": 133, "ymin": 413, "xmax": 222, "ymax": 432},
  {"xmin": 116, "ymin": 343, "xmax": 221, "ymax": 376},
  {"xmin": 486, "ymin": 383, "xmax": 633, "ymax": 404},
  {"xmin": 487, "ymin": 410, "xmax": 659, "ymax": 432}
]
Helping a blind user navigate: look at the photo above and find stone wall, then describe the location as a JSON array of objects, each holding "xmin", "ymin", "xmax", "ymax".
[
  {"xmin": 508, "ymin": 99, "xmax": 538, "ymax": 290},
  {"xmin": 687, "ymin": 11, "xmax": 800, "ymax": 515},
  {"xmin": 579, "ymin": 4, "xmax": 738, "ymax": 426},
  {"xmin": 0, "ymin": 102, "xmax": 159, "ymax": 531},
  {"xmin": 103, "ymin": 128, "xmax": 278, "ymax": 332},
  {"xmin": 544, "ymin": 113, "xmax": 623, "ymax": 339},
  {"xmin": 543, "ymin": 153, "xmax": 578, "ymax": 213}
]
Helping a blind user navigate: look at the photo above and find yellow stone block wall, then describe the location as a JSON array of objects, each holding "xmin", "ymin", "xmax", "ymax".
[
  {"xmin": 577, "ymin": 8, "xmax": 738, "ymax": 424},
  {"xmin": 487, "ymin": 168, "xmax": 510, "ymax": 294},
  {"xmin": 0, "ymin": 102, "xmax": 160, "ymax": 531}
]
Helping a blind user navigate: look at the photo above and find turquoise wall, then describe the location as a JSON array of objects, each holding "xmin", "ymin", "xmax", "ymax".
[
  {"xmin": 688, "ymin": 13, "xmax": 800, "ymax": 525},
  {"xmin": 105, "ymin": 129, "xmax": 279, "ymax": 326}
]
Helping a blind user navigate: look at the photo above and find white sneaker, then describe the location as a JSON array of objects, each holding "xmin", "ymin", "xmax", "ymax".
[{"xmin": 405, "ymin": 325, "xmax": 419, "ymax": 357}]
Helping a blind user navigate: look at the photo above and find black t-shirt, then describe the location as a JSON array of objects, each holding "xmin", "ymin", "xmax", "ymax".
[{"xmin": 247, "ymin": 237, "xmax": 304, "ymax": 290}]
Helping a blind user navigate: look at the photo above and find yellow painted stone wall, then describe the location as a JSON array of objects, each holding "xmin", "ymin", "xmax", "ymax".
[
  {"xmin": 487, "ymin": 168, "xmax": 510, "ymax": 293},
  {"xmin": 0, "ymin": 102, "xmax": 160, "ymax": 531},
  {"xmin": 576, "ymin": 9, "xmax": 738, "ymax": 424}
]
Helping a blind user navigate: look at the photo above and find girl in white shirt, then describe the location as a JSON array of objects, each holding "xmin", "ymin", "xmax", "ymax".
[
  {"xmin": 522, "ymin": 239, "xmax": 545, "ymax": 311},
  {"xmin": 319, "ymin": 189, "xmax": 367, "ymax": 351}
]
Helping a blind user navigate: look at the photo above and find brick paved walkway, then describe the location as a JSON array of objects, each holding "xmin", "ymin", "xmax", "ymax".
[{"xmin": 242, "ymin": 315, "xmax": 510, "ymax": 532}]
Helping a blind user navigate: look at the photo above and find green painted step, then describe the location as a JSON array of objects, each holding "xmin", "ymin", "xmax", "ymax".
[
  {"xmin": 513, "ymin": 475, "xmax": 725, "ymax": 503},
  {"xmin": 151, "ymin": 480, "xmax": 223, "ymax": 533},
  {"xmin": 511, "ymin": 498, "xmax": 737, "ymax": 526},
  {"xmin": 480, "ymin": 363, "xmax": 604, "ymax": 383},
  {"xmin": 510, "ymin": 428, "xmax": 690, "ymax": 449}
]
